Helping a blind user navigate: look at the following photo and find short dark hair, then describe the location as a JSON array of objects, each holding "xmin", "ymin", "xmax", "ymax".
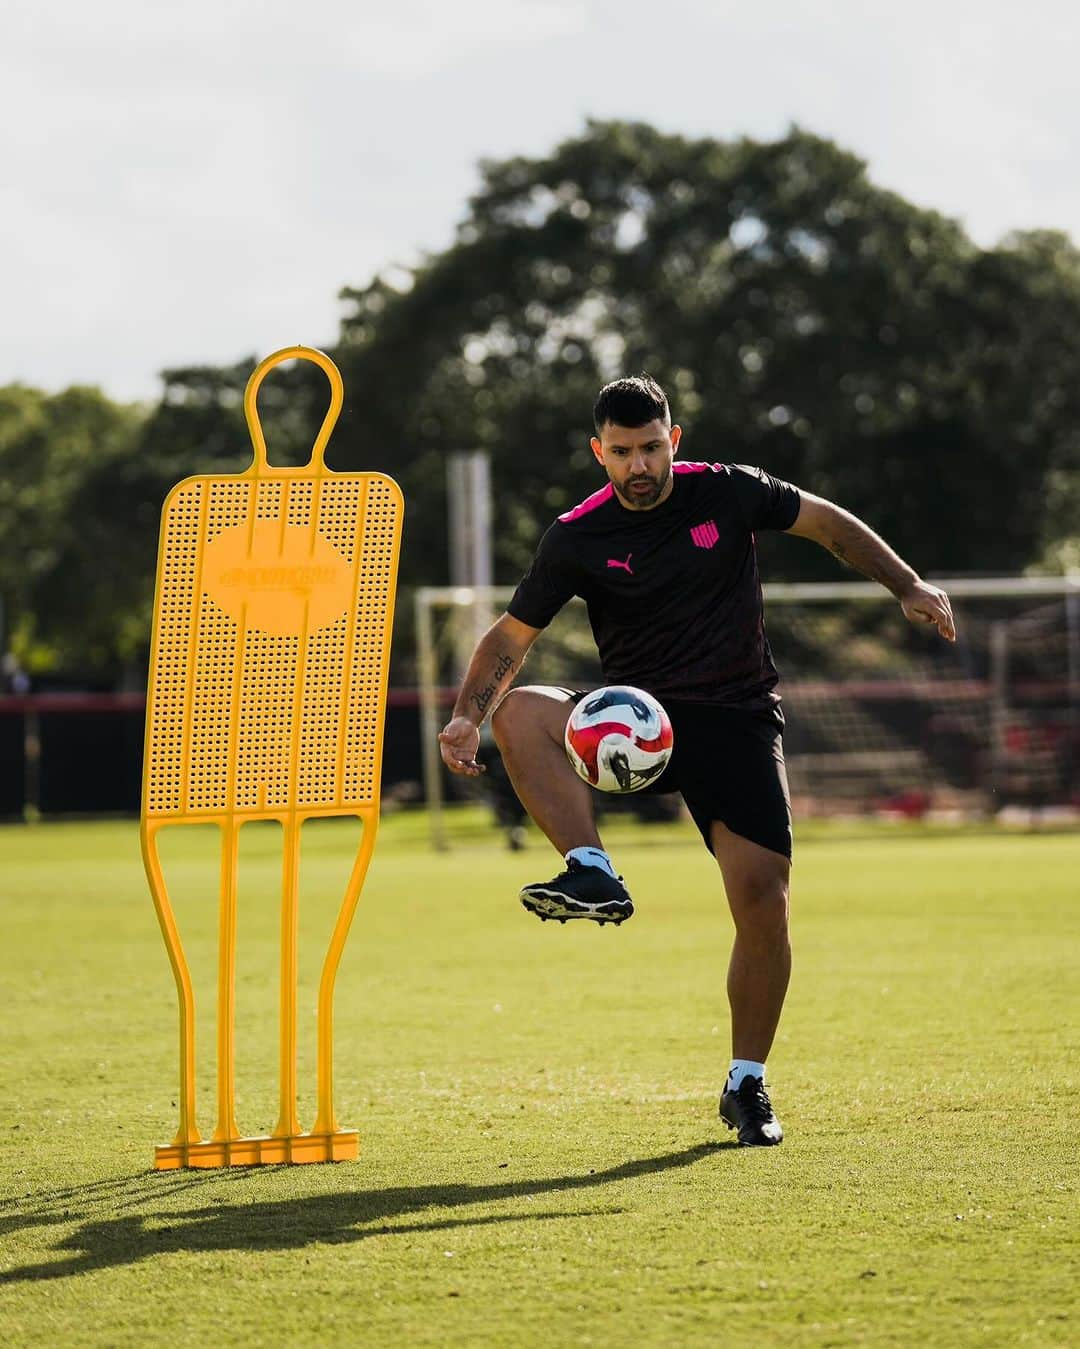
[{"xmin": 593, "ymin": 374, "xmax": 670, "ymax": 433}]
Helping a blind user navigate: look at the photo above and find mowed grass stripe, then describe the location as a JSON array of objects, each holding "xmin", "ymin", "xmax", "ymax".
[{"xmin": 0, "ymin": 816, "xmax": 1076, "ymax": 1346}]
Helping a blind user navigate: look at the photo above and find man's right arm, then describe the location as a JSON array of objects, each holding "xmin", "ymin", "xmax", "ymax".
[{"xmin": 437, "ymin": 612, "xmax": 543, "ymax": 776}]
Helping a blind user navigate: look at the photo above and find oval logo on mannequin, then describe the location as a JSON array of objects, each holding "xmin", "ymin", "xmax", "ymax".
[{"xmin": 202, "ymin": 521, "xmax": 353, "ymax": 636}]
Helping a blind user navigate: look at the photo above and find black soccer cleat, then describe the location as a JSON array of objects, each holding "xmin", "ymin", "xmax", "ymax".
[
  {"xmin": 519, "ymin": 859, "xmax": 634, "ymax": 926},
  {"xmin": 719, "ymin": 1076, "xmax": 784, "ymax": 1147}
]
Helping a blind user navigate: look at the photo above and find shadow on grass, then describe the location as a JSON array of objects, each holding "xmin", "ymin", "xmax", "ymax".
[{"xmin": 1, "ymin": 1141, "xmax": 731, "ymax": 1283}]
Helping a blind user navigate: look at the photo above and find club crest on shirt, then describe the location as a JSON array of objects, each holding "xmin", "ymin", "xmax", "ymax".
[{"xmin": 690, "ymin": 521, "xmax": 719, "ymax": 550}]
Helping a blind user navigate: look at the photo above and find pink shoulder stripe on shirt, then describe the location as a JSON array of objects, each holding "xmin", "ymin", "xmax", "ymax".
[
  {"xmin": 673, "ymin": 461, "xmax": 725, "ymax": 474},
  {"xmin": 558, "ymin": 482, "xmax": 614, "ymax": 521}
]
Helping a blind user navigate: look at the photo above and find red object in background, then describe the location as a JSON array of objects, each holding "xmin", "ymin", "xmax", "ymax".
[{"xmin": 875, "ymin": 789, "xmax": 931, "ymax": 819}]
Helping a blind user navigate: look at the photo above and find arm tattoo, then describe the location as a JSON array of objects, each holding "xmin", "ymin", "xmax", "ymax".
[
  {"xmin": 470, "ymin": 684, "xmax": 496, "ymax": 714},
  {"xmin": 469, "ymin": 652, "xmax": 516, "ymax": 715}
]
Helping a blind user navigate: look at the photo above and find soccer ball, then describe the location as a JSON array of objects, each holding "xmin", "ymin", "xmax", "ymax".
[{"xmin": 564, "ymin": 685, "xmax": 674, "ymax": 793}]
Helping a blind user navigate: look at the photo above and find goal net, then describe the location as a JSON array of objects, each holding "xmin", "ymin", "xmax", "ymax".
[{"xmin": 415, "ymin": 578, "xmax": 1080, "ymax": 847}]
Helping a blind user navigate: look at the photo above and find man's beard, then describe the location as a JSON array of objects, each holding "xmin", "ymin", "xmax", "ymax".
[{"xmin": 613, "ymin": 464, "xmax": 670, "ymax": 508}]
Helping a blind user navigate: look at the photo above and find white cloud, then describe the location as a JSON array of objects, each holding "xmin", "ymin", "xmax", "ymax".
[{"xmin": 2, "ymin": 0, "xmax": 1078, "ymax": 399}]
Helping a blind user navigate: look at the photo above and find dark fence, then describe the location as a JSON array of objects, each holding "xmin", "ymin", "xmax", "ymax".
[{"xmin": 0, "ymin": 691, "xmax": 435, "ymax": 820}]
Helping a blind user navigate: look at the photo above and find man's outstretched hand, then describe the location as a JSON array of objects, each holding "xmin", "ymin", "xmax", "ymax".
[
  {"xmin": 438, "ymin": 716, "xmax": 487, "ymax": 776},
  {"xmin": 900, "ymin": 581, "xmax": 956, "ymax": 642}
]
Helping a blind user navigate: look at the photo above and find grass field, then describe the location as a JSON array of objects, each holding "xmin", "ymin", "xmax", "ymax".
[{"xmin": 1, "ymin": 811, "xmax": 1077, "ymax": 1346}]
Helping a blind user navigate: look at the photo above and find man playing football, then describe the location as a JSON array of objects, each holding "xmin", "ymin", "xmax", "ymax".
[{"xmin": 439, "ymin": 375, "xmax": 955, "ymax": 1146}]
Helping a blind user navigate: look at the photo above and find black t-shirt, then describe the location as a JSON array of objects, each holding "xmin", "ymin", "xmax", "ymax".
[{"xmin": 507, "ymin": 462, "xmax": 801, "ymax": 708}]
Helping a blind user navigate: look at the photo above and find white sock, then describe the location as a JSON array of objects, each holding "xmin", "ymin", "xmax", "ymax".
[
  {"xmin": 565, "ymin": 846, "xmax": 617, "ymax": 879},
  {"xmin": 726, "ymin": 1059, "xmax": 766, "ymax": 1092}
]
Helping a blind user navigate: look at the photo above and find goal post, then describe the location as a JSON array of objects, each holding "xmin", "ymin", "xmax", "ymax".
[{"xmin": 415, "ymin": 577, "xmax": 1080, "ymax": 848}]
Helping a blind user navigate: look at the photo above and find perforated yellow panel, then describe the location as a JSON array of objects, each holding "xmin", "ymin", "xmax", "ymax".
[
  {"xmin": 144, "ymin": 435, "xmax": 401, "ymax": 821},
  {"xmin": 140, "ymin": 346, "xmax": 403, "ymax": 1171}
]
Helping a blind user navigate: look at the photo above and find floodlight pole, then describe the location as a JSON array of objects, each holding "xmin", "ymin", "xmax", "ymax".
[
  {"xmin": 416, "ymin": 588, "xmax": 448, "ymax": 851},
  {"xmin": 447, "ymin": 451, "xmax": 494, "ymax": 666},
  {"xmin": 438, "ymin": 452, "xmax": 495, "ymax": 848}
]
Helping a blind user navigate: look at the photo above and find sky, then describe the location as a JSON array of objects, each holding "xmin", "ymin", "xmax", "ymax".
[{"xmin": 3, "ymin": 0, "xmax": 1079, "ymax": 402}]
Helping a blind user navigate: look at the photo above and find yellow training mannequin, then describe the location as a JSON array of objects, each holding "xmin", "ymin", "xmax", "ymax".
[{"xmin": 141, "ymin": 346, "xmax": 403, "ymax": 1168}]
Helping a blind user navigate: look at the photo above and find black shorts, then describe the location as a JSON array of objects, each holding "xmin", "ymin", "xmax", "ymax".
[{"xmin": 570, "ymin": 693, "xmax": 793, "ymax": 860}]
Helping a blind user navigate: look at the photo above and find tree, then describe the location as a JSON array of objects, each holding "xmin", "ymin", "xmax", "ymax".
[
  {"xmin": 0, "ymin": 385, "xmax": 143, "ymax": 676},
  {"xmin": 333, "ymin": 121, "xmax": 1080, "ymax": 584},
  {"xmin": 5, "ymin": 122, "xmax": 1078, "ymax": 685},
  {"xmin": 0, "ymin": 358, "xmax": 343, "ymax": 680}
]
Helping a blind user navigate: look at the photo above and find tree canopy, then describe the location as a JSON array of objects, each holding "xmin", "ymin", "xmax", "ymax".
[
  {"xmin": 2, "ymin": 122, "xmax": 1078, "ymax": 683},
  {"xmin": 332, "ymin": 122, "xmax": 1080, "ymax": 581}
]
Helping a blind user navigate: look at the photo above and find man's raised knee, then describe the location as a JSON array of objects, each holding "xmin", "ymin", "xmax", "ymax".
[
  {"xmin": 492, "ymin": 686, "xmax": 571, "ymax": 753},
  {"xmin": 491, "ymin": 687, "xmax": 528, "ymax": 748}
]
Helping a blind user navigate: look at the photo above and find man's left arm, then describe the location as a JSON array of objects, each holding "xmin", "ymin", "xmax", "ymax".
[{"xmin": 786, "ymin": 492, "xmax": 956, "ymax": 642}]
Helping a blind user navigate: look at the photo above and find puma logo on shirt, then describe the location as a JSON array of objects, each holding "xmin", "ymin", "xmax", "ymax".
[{"xmin": 509, "ymin": 462, "xmax": 802, "ymax": 705}]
